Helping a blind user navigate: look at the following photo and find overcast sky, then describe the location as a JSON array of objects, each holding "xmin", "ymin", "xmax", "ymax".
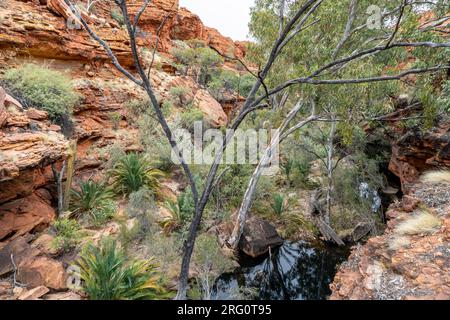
[{"xmin": 179, "ymin": 0, "xmax": 254, "ymax": 41}]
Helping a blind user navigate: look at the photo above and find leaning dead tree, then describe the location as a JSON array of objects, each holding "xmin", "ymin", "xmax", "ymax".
[
  {"xmin": 52, "ymin": 161, "xmax": 66, "ymax": 216},
  {"xmin": 65, "ymin": 0, "xmax": 449, "ymax": 299}
]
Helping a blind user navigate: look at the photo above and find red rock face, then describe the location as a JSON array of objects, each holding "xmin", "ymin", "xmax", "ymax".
[
  {"xmin": 389, "ymin": 119, "xmax": 450, "ymax": 192},
  {"xmin": 0, "ymin": 83, "xmax": 67, "ymax": 243},
  {"xmin": 0, "ymin": 191, "xmax": 56, "ymax": 241},
  {"xmin": 0, "ymin": 0, "xmax": 242, "ymax": 246},
  {"xmin": 0, "ymin": 0, "xmax": 245, "ymax": 70}
]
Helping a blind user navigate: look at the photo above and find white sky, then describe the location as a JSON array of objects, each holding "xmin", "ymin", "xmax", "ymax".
[{"xmin": 179, "ymin": 0, "xmax": 254, "ymax": 41}]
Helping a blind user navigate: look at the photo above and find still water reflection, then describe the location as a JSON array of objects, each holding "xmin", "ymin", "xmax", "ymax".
[{"xmin": 212, "ymin": 241, "xmax": 350, "ymax": 300}]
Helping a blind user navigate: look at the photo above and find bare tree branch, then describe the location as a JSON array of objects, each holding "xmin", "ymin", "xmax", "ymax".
[
  {"xmin": 147, "ymin": 7, "xmax": 173, "ymax": 77},
  {"xmin": 332, "ymin": 0, "xmax": 358, "ymax": 59},
  {"xmin": 133, "ymin": 0, "xmax": 151, "ymax": 33},
  {"xmin": 385, "ymin": 0, "xmax": 408, "ymax": 48},
  {"xmin": 64, "ymin": 0, "xmax": 142, "ymax": 86}
]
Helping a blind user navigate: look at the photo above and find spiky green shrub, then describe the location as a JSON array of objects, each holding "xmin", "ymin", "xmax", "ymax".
[
  {"xmin": 161, "ymin": 189, "xmax": 195, "ymax": 234},
  {"xmin": 71, "ymin": 180, "xmax": 113, "ymax": 214},
  {"xmin": 281, "ymin": 159, "xmax": 294, "ymax": 185},
  {"xmin": 2, "ymin": 64, "xmax": 79, "ymax": 120},
  {"xmin": 110, "ymin": 153, "xmax": 164, "ymax": 196},
  {"xmin": 52, "ymin": 218, "xmax": 81, "ymax": 252},
  {"xmin": 78, "ymin": 238, "xmax": 167, "ymax": 300},
  {"xmin": 110, "ymin": 9, "xmax": 124, "ymax": 26},
  {"xmin": 271, "ymin": 194, "xmax": 286, "ymax": 216}
]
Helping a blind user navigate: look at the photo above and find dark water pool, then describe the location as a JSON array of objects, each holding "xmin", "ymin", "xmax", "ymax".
[{"xmin": 212, "ymin": 241, "xmax": 350, "ymax": 300}]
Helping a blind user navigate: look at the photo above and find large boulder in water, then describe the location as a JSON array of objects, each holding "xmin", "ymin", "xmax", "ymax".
[{"xmin": 239, "ymin": 217, "xmax": 283, "ymax": 258}]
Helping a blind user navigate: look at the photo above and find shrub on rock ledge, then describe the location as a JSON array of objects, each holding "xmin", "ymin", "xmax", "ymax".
[{"xmin": 2, "ymin": 63, "xmax": 79, "ymax": 121}]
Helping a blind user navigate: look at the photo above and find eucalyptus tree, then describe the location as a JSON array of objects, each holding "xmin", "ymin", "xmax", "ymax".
[
  {"xmin": 228, "ymin": 0, "xmax": 449, "ymax": 248},
  {"xmin": 64, "ymin": 0, "xmax": 448, "ymax": 299}
]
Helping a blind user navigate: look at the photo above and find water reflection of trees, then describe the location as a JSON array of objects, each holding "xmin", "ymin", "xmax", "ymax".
[{"xmin": 213, "ymin": 242, "xmax": 348, "ymax": 300}]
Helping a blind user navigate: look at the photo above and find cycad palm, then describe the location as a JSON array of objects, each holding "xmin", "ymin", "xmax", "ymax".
[
  {"xmin": 78, "ymin": 238, "xmax": 167, "ymax": 300},
  {"xmin": 110, "ymin": 153, "xmax": 164, "ymax": 196},
  {"xmin": 71, "ymin": 180, "xmax": 112, "ymax": 214}
]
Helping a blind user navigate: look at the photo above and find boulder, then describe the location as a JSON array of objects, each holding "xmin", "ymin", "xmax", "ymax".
[
  {"xmin": 32, "ymin": 233, "xmax": 61, "ymax": 256},
  {"xmin": 193, "ymin": 89, "xmax": 228, "ymax": 127},
  {"xmin": 339, "ymin": 222, "xmax": 373, "ymax": 243},
  {"xmin": 0, "ymin": 281, "xmax": 13, "ymax": 299},
  {"xmin": 239, "ymin": 217, "xmax": 283, "ymax": 258},
  {"xmin": 0, "ymin": 87, "xmax": 8, "ymax": 128},
  {"xmin": 0, "ymin": 235, "xmax": 40, "ymax": 276},
  {"xmin": 17, "ymin": 256, "xmax": 67, "ymax": 290},
  {"xmin": 401, "ymin": 195, "xmax": 421, "ymax": 212},
  {"xmin": 389, "ymin": 118, "xmax": 450, "ymax": 191}
]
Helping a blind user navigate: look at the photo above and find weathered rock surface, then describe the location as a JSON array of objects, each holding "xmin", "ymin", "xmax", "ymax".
[
  {"xmin": 330, "ymin": 181, "xmax": 450, "ymax": 300},
  {"xmin": 239, "ymin": 216, "xmax": 284, "ymax": 258},
  {"xmin": 43, "ymin": 291, "xmax": 82, "ymax": 300},
  {"xmin": 0, "ymin": 0, "xmax": 245, "ymax": 70},
  {"xmin": 0, "ymin": 235, "xmax": 40, "ymax": 276},
  {"xmin": 193, "ymin": 89, "xmax": 228, "ymax": 127},
  {"xmin": 17, "ymin": 285, "xmax": 49, "ymax": 300},
  {"xmin": 389, "ymin": 118, "xmax": 450, "ymax": 191},
  {"xmin": 0, "ymin": 191, "xmax": 56, "ymax": 241},
  {"xmin": 17, "ymin": 256, "xmax": 67, "ymax": 290}
]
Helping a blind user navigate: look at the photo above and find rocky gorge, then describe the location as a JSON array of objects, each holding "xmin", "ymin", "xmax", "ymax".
[{"xmin": 0, "ymin": 0, "xmax": 448, "ymax": 301}]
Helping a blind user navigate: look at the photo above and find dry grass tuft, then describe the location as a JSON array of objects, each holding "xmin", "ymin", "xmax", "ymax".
[
  {"xmin": 421, "ymin": 170, "xmax": 450, "ymax": 184},
  {"xmin": 395, "ymin": 211, "xmax": 442, "ymax": 235},
  {"xmin": 388, "ymin": 236, "xmax": 410, "ymax": 251}
]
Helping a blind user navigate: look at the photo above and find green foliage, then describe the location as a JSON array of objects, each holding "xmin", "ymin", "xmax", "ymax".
[
  {"xmin": 144, "ymin": 232, "xmax": 182, "ymax": 284},
  {"xmin": 111, "ymin": 9, "xmax": 124, "ymax": 26},
  {"xmin": 280, "ymin": 212, "xmax": 318, "ymax": 239},
  {"xmin": 78, "ymin": 238, "xmax": 167, "ymax": 300},
  {"xmin": 109, "ymin": 112, "xmax": 122, "ymax": 130},
  {"xmin": 2, "ymin": 64, "xmax": 79, "ymax": 121},
  {"xmin": 136, "ymin": 111, "xmax": 176, "ymax": 172},
  {"xmin": 90, "ymin": 200, "xmax": 117, "ymax": 227},
  {"xmin": 123, "ymin": 188, "xmax": 157, "ymax": 241},
  {"xmin": 207, "ymin": 70, "xmax": 255, "ymax": 101},
  {"xmin": 438, "ymin": 80, "xmax": 450, "ymax": 114},
  {"xmin": 126, "ymin": 97, "xmax": 149, "ymax": 118},
  {"xmin": 208, "ymin": 164, "xmax": 276, "ymax": 214},
  {"xmin": 161, "ymin": 190, "xmax": 194, "ymax": 233},
  {"xmin": 192, "ymin": 233, "xmax": 233, "ymax": 299},
  {"xmin": 52, "ymin": 218, "xmax": 81, "ymax": 252},
  {"xmin": 271, "ymin": 193, "xmax": 286, "ymax": 216},
  {"xmin": 169, "ymin": 86, "xmax": 192, "ymax": 107},
  {"xmin": 178, "ymin": 106, "xmax": 205, "ymax": 133},
  {"xmin": 110, "ymin": 153, "xmax": 164, "ymax": 196},
  {"xmin": 247, "ymin": 0, "xmax": 447, "ymax": 138},
  {"xmin": 171, "ymin": 41, "xmax": 223, "ymax": 86},
  {"xmin": 280, "ymin": 159, "xmax": 294, "ymax": 185},
  {"xmin": 71, "ymin": 180, "xmax": 113, "ymax": 215}
]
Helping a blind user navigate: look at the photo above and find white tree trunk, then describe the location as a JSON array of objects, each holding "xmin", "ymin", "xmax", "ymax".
[{"xmin": 325, "ymin": 116, "xmax": 336, "ymax": 225}]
